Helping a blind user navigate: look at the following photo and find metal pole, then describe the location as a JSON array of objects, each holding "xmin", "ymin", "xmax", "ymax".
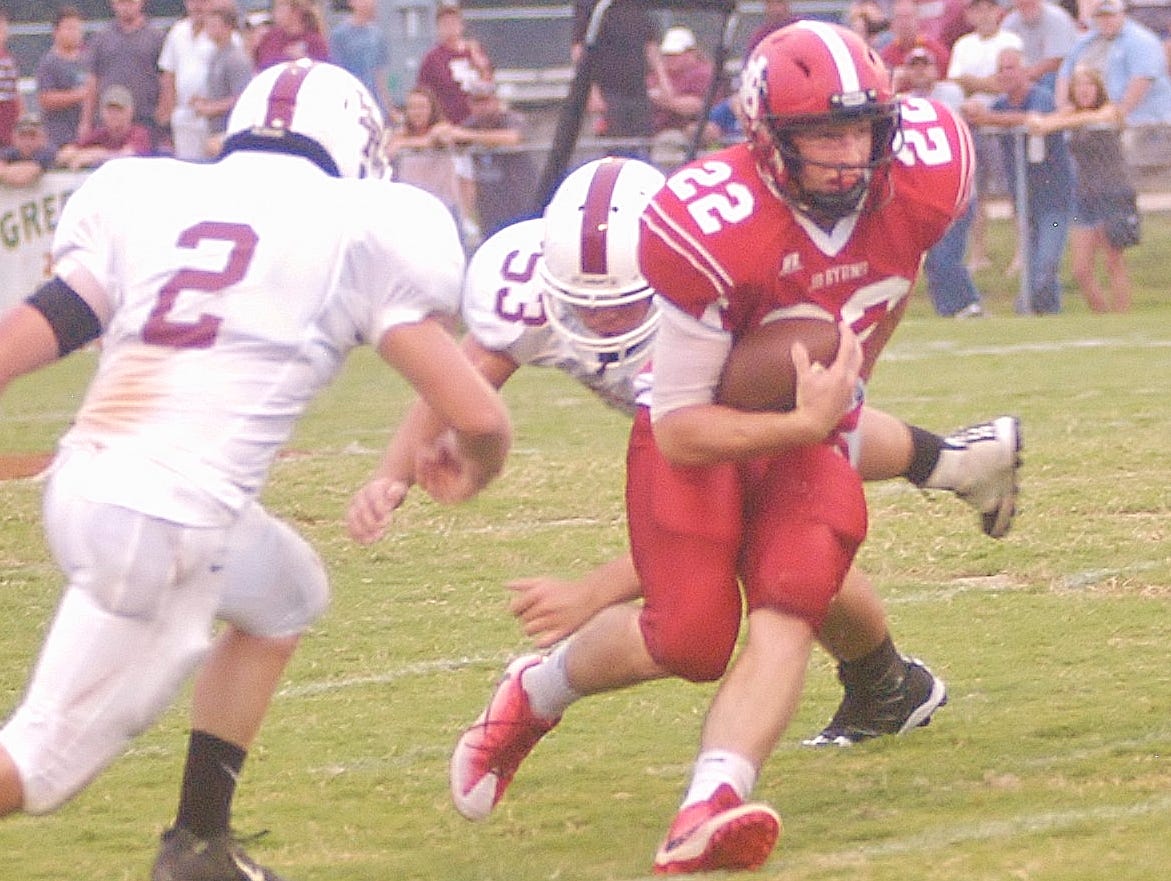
[
  {"xmin": 686, "ymin": 6, "xmax": 740, "ymax": 163},
  {"xmin": 531, "ymin": 0, "xmax": 617, "ymax": 214},
  {"xmin": 532, "ymin": 0, "xmax": 740, "ymax": 214},
  {"xmin": 1012, "ymin": 126, "xmax": 1032, "ymax": 315}
]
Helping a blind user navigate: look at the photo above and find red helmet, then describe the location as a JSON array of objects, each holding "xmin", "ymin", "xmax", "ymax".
[{"xmin": 738, "ymin": 21, "xmax": 900, "ymax": 217}]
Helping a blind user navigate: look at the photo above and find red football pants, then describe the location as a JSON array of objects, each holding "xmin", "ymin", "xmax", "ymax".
[{"xmin": 626, "ymin": 406, "xmax": 868, "ymax": 682}]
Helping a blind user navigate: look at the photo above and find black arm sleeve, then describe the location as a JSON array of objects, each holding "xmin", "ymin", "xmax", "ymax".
[{"xmin": 25, "ymin": 276, "xmax": 103, "ymax": 357}]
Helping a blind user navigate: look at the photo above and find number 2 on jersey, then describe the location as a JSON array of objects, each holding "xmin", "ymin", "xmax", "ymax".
[{"xmin": 143, "ymin": 221, "xmax": 258, "ymax": 349}]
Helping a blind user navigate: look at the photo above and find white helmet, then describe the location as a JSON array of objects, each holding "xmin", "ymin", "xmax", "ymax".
[
  {"xmin": 538, "ymin": 157, "xmax": 665, "ymax": 362},
  {"xmin": 224, "ymin": 59, "xmax": 386, "ymax": 179}
]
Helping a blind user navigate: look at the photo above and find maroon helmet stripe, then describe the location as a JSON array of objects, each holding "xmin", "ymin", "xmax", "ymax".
[
  {"xmin": 580, "ymin": 158, "xmax": 625, "ymax": 275},
  {"xmin": 265, "ymin": 62, "xmax": 312, "ymax": 128}
]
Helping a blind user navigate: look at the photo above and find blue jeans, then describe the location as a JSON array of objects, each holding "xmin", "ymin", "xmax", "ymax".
[
  {"xmin": 924, "ymin": 199, "xmax": 981, "ymax": 316},
  {"xmin": 1025, "ymin": 207, "xmax": 1069, "ymax": 314}
]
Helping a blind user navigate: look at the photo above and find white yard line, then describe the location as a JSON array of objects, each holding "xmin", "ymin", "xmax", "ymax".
[
  {"xmin": 276, "ymin": 654, "xmax": 506, "ymax": 698},
  {"xmin": 883, "ymin": 336, "xmax": 1171, "ymax": 363}
]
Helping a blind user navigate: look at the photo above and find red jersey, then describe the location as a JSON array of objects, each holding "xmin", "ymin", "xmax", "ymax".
[
  {"xmin": 77, "ymin": 123, "xmax": 153, "ymax": 155},
  {"xmin": 0, "ymin": 50, "xmax": 19, "ymax": 147},
  {"xmin": 640, "ymin": 96, "xmax": 974, "ymax": 379},
  {"xmin": 416, "ymin": 43, "xmax": 492, "ymax": 125}
]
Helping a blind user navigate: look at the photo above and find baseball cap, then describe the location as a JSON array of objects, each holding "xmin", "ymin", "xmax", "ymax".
[
  {"xmin": 1093, "ymin": 0, "xmax": 1124, "ymax": 13},
  {"xmin": 660, "ymin": 26, "xmax": 697, "ymax": 55},
  {"xmin": 102, "ymin": 84, "xmax": 134, "ymax": 109},
  {"xmin": 907, "ymin": 45, "xmax": 938, "ymax": 65}
]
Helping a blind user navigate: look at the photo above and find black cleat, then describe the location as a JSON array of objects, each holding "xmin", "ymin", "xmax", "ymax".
[
  {"xmin": 803, "ymin": 657, "xmax": 948, "ymax": 747},
  {"xmin": 151, "ymin": 826, "xmax": 288, "ymax": 881}
]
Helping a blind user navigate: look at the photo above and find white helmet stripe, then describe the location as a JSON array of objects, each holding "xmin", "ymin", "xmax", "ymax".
[{"xmin": 794, "ymin": 19, "xmax": 862, "ymax": 94}]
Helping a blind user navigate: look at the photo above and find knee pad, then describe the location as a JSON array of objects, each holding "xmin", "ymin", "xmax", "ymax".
[
  {"xmin": 9, "ymin": 497, "xmax": 237, "ymax": 813},
  {"xmin": 3, "ymin": 576, "xmax": 219, "ymax": 813},
  {"xmin": 745, "ymin": 521, "xmax": 860, "ymax": 627},
  {"xmin": 640, "ymin": 601, "xmax": 739, "ymax": 683},
  {"xmin": 217, "ymin": 504, "xmax": 330, "ymax": 637},
  {"xmin": 627, "ymin": 407, "xmax": 744, "ymax": 682},
  {"xmin": 742, "ymin": 445, "xmax": 868, "ymax": 627}
]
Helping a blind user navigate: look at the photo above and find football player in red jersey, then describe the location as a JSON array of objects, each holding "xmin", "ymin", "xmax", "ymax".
[
  {"xmin": 632, "ymin": 21, "xmax": 976, "ymax": 872},
  {"xmin": 450, "ymin": 21, "xmax": 997, "ymax": 875}
]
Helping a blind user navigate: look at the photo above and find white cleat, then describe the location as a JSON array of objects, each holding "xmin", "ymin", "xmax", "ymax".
[{"xmin": 946, "ymin": 415, "xmax": 1022, "ymax": 539}]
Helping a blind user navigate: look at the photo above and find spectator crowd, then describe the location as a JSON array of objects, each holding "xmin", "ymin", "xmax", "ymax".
[{"xmin": 1, "ymin": 0, "xmax": 1169, "ymax": 311}]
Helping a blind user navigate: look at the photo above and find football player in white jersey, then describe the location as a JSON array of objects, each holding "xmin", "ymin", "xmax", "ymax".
[
  {"xmin": 0, "ymin": 60, "xmax": 510, "ymax": 881},
  {"xmin": 439, "ymin": 23, "xmax": 1020, "ymax": 874}
]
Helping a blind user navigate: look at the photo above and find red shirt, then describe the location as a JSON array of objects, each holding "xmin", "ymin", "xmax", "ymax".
[
  {"xmin": 78, "ymin": 123, "xmax": 153, "ymax": 155},
  {"xmin": 651, "ymin": 53, "xmax": 721, "ymax": 134},
  {"xmin": 0, "ymin": 50, "xmax": 20, "ymax": 147},
  {"xmin": 416, "ymin": 43, "xmax": 491, "ymax": 125},
  {"xmin": 254, "ymin": 27, "xmax": 330, "ymax": 71}
]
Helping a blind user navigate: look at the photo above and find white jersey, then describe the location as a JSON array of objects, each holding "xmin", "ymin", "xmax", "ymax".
[
  {"xmin": 945, "ymin": 30, "xmax": 1023, "ymax": 106},
  {"xmin": 461, "ymin": 219, "xmax": 651, "ymax": 416},
  {"xmin": 53, "ymin": 152, "xmax": 465, "ymax": 525}
]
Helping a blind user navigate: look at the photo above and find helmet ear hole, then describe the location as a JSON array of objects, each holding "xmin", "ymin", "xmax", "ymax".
[{"xmin": 538, "ymin": 157, "xmax": 666, "ymax": 363}]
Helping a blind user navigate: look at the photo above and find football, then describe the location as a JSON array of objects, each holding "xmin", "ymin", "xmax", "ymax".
[{"xmin": 715, "ymin": 317, "xmax": 841, "ymax": 412}]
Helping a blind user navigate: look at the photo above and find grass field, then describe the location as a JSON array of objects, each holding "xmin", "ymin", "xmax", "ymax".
[{"xmin": 0, "ymin": 214, "xmax": 1169, "ymax": 880}]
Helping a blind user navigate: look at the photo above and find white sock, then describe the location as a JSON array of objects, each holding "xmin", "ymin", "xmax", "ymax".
[
  {"xmin": 681, "ymin": 749, "xmax": 758, "ymax": 808},
  {"xmin": 519, "ymin": 643, "xmax": 580, "ymax": 721}
]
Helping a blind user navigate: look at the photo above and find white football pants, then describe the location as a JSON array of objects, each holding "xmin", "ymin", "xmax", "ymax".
[{"xmin": 0, "ymin": 457, "xmax": 329, "ymax": 814}]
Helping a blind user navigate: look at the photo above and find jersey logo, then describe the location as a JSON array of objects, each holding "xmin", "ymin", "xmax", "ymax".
[
  {"xmin": 594, "ymin": 350, "xmax": 619, "ymax": 377},
  {"xmin": 810, "ymin": 261, "xmax": 869, "ymax": 292},
  {"xmin": 778, "ymin": 252, "xmax": 802, "ymax": 276}
]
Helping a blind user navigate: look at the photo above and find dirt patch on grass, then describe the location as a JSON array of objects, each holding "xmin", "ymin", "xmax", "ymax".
[{"xmin": 0, "ymin": 453, "xmax": 54, "ymax": 481}]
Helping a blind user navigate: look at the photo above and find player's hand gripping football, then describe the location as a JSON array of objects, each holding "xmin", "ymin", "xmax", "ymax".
[
  {"xmin": 792, "ymin": 321, "xmax": 862, "ymax": 440},
  {"xmin": 346, "ymin": 477, "xmax": 410, "ymax": 545}
]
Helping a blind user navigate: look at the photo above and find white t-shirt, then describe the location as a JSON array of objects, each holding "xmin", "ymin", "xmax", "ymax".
[
  {"xmin": 158, "ymin": 19, "xmax": 243, "ymax": 157},
  {"xmin": 947, "ymin": 29, "xmax": 1024, "ymax": 105}
]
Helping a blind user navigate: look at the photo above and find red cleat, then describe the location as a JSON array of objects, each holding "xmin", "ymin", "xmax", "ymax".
[
  {"xmin": 450, "ymin": 655, "xmax": 559, "ymax": 821},
  {"xmin": 653, "ymin": 783, "xmax": 781, "ymax": 874}
]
